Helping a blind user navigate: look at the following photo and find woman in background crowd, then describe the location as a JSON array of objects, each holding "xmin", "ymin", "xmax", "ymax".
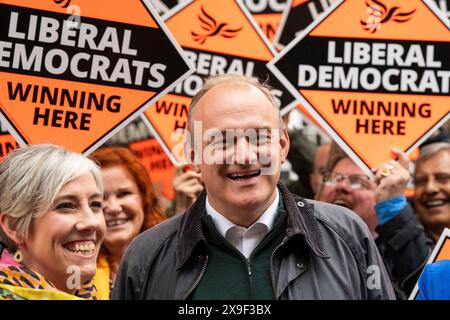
[
  {"xmin": 90, "ymin": 147, "xmax": 166, "ymax": 299},
  {"xmin": 0, "ymin": 144, "xmax": 105, "ymax": 300}
]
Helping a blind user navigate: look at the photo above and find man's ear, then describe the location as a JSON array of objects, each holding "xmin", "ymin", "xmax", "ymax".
[
  {"xmin": 0, "ymin": 213, "xmax": 21, "ymax": 247},
  {"xmin": 280, "ymin": 127, "xmax": 290, "ymax": 164}
]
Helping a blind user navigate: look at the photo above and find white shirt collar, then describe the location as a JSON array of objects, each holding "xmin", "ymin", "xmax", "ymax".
[{"xmin": 206, "ymin": 189, "xmax": 280, "ymax": 239}]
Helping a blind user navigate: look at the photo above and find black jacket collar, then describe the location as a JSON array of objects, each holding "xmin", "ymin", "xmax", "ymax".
[{"xmin": 176, "ymin": 182, "xmax": 329, "ymax": 270}]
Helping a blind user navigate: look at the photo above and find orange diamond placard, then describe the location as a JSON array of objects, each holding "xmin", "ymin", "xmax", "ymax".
[
  {"xmin": 0, "ymin": 0, "xmax": 193, "ymax": 154},
  {"xmin": 143, "ymin": 0, "xmax": 297, "ymax": 164},
  {"xmin": 269, "ymin": 0, "xmax": 450, "ymax": 175}
]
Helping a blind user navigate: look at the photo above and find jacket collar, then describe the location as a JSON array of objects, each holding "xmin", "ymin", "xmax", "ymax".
[
  {"xmin": 277, "ymin": 183, "xmax": 329, "ymax": 259},
  {"xmin": 175, "ymin": 182, "xmax": 329, "ymax": 270}
]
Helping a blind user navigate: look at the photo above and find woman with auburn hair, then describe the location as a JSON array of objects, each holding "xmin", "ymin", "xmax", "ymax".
[
  {"xmin": 0, "ymin": 144, "xmax": 106, "ymax": 300},
  {"xmin": 90, "ymin": 146, "xmax": 166, "ymax": 299}
]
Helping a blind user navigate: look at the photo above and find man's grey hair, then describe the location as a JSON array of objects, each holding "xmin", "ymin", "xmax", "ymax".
[
  {"xmin": 187, "ymin": 75, "xmax": 283, "ymax": 134},
  {"xmin": 0, "ymin": 144, "xmax": 103, "ymax": 250},
  {"xmin": 415, "ymin": 141, "xmax": 450, "ymax": 172}
]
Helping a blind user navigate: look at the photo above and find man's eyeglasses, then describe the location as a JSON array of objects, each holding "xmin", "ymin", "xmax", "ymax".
[{"xmin": 322, "ymin": 171, "xmax": 374, "ymax": 190}]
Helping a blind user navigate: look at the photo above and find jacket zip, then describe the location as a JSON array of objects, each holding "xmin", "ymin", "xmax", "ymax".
[
  {"xmin": 270, "ymin": 239, "xmax": 288, "ymax": 299},
  {"xmin": 246, "ymin": 258, "xmax": 255, "ymax": 299},
  {"xmin": 182, "ymin": 255, "xmax": 209, "ymax": 300}
]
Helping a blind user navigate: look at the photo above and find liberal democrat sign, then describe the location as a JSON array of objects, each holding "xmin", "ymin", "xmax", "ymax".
[
  {"xmin": 0, "ymin": 0, "xmax": 193, "ymax": 154},
  {"xmin": 268, "ymin": 0, "xmax": 450, "ymax": 174}
]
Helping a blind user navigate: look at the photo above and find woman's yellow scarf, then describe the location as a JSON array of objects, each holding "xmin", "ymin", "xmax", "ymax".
[{"xmin": 0, "ymin": 249, "xmax": 99, "ymax": 300}]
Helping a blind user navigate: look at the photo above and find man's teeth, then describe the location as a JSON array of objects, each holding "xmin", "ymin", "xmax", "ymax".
[
  {"xmin": 229, "ymin": 170, "xmax": 260, "ymax": 180},
  {"xmin": 425, "ymin": 200, "xmax": 447, "ymax": 207},
  {"xmin": 106, "ymin": 219, "xmax": 128, "ymax": 227},
  {"xmin": 65, "ymin": 241, "xmax": 95, "ymax": 255}
]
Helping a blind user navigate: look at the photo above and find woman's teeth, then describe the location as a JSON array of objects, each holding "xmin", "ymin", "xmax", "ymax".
[
  {"xmin": 106, "ymin": 219, "xmax": 128, "ymax": 227},
  {"xmin": 64, "ymin": 241, "xmax": 95, "ymax": 255}
]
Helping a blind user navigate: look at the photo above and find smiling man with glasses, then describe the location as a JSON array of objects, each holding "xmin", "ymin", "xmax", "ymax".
[
  {"xmin": 323, "ymin": 171, "xmax": 375, "ymax": 191},
  {"xmin": 317, "ymin": 145, "xmax": 431, "ymax": 300},
  {"xmin": 319, "ymin": 158, "xmax": 379, "ymax": 237}
]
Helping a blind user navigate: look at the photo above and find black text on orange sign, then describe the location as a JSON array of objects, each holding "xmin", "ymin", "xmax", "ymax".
[
  {"xmin": 7, "ymin": 82, "xmax": 122, "ymax": 131},
  {"xmin": 331, "ymin": 99, "xmax": 432, "ymax": 135},
  {"xmin": 154, "ymin": 99, "xmax": 189, "ymax": 131}
]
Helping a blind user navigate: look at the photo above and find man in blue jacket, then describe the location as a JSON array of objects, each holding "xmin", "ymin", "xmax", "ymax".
[{"xmin": 417, "ymin": 260, "xmax": 450, "ymax": 300}]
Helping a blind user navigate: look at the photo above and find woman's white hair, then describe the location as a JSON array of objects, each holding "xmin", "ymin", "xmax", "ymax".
[{"xmin": 0, "ymin": 144, "xmax": 103, "ymax": 249}]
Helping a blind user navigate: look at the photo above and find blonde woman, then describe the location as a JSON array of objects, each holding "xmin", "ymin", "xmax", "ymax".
[{"xmin": 0, "ymin": 144, "xmax": 106, "ymax": 300}]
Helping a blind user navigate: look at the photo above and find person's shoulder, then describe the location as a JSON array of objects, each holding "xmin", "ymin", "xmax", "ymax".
[
  {"xmin": 123, "ymin": 214, "xmax": 182, "ymax": 262},
  {"xmin": 422, "ymin": 260, "xmax": 450, "ymax": 280},
  {"xmin": 112, "ymin": 215, "xmax": 184, "ymax": 299},
  {"xmin": 304, "ymin": 198, "xmax": 371, "ymax": 235},
  {"xmin": 419, "ymin": 260, "xmax": 450, "ymax": 299},
  {"xmin": 296, "ymin": 197, "xmax": 375, "ymax": 254}
]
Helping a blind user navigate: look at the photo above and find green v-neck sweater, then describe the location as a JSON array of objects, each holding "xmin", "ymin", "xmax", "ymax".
[{"xmin": 190, "ymin": 200, "xmax": 287, "ymax": 300}]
